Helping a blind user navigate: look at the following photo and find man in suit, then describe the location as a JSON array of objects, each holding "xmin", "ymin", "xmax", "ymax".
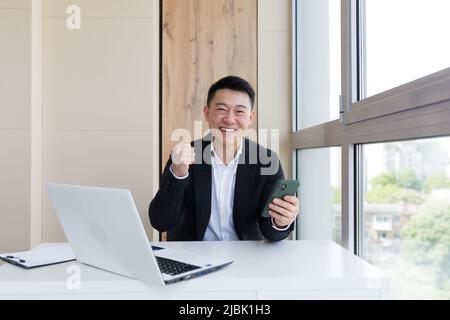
[{"xmin": 149, "ymin": 76, "xmax": 299, "ymax": 241}]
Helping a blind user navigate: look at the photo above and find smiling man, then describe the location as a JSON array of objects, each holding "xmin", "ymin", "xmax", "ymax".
[{"xmin": 149, "ymin": 76, "xmax": 299, "ymax": 241}]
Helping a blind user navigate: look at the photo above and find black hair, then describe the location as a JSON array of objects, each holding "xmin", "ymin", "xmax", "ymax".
[{"xmin": 206, "ymin": 76, "xmax": 255, "ymax": 109}]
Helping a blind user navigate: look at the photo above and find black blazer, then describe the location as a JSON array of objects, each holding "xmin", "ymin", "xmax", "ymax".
[{"xmin": 149, "ymin": 137, "xmax": 294, "ymax": 241}]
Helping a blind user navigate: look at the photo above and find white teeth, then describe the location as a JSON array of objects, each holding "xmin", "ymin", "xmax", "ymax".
[{"xmin": 220, "ymin": 128, "xmax": 236, "ymax": 132}]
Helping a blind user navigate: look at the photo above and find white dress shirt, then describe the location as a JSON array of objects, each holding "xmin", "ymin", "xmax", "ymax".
[
  {"xmin": 202, "ymin": 141, "xmax": 242, "ymax": 241},
  {"xmin": 169, "ymin": 140, "xmax": 291, "ymax": 240}
]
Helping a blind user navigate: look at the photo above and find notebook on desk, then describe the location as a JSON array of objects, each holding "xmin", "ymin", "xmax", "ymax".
[
  {"xmin": 0, "ymin": 243, "xmax": 76, "ymax": 269},
  {"xmin": 45, "ymin": 183, "xmax": 233, "ymax": 285}
]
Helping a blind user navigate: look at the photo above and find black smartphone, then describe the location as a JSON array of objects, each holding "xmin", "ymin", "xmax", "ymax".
[{"xmin": 261, "ymin": 179, "xmax": 300, "ymax": 218}]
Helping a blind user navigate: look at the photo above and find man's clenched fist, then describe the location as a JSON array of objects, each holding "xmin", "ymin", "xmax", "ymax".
[{"xmin": 170, "ymin": 143, "xmax": 196, "ymax": 177}]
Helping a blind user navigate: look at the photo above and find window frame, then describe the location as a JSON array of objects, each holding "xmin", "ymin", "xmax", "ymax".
[{"xmin": 292, "ymin": 0, "xmax": 450, "ymax": 255}]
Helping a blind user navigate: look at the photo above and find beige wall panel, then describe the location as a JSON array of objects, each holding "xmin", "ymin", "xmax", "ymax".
[
  {"xmin": 0, "ymin": 0, "xmax": 30, "ymax": 8},
  {"xmin": 43, "ymin": 18, "xmax": 154, "ymax": 131},
  {"xmin": 42, "ymin": 131, "xmax": 156, "ymax": 242},
  {"xmin": 43, "ymin": 131, "xmax": 158, "ymax": 241},
  {"xmin": 256, "ymin": 130, "xmax": 292, "ymax": 180},
  {"xmin": 162, "ymin": 0, "xmax": 257, "ymax": 161},
  {"xmin": 258, "ymin": 0, "xmax": 292, "ymax": 178},
  {"xmin": 258, "ymin": 30, "xmax": 292, "ymax": 133},
  {"xmin": 43, "ymin": 0, "xmax": 153, "ymax": 18},
  {"xmin": 278, "ymin": 132, "xmax": 292, "ymax": 179},
  {"xmin": 0, "ymin": 6, "xmax": 33, "ymax": 251},
  {"xmin": 42, "ymin": 2, "xmax": 159, "ymax": 242},
  {"xmin": 0, "ymin": 130, "xmax": 31, "ymax": 251},
  {"xmin": 258, "ymin": 0, "xmax": 291, "ymax": 32},
  {"xmin": 0, "ymin": 10, "xmax": 31, "ymax": 129},
  {"xmin": 30, "ymin": 0, "xmax": 43, "ymax": 247}
]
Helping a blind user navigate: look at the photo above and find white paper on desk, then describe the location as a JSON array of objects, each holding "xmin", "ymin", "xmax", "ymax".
[{"xmin": 0, "ymin": 243, "xmax": 76, "ymax": 269}]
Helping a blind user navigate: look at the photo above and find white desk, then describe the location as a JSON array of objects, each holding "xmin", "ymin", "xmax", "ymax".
[{"xmin": 0, "ymin": 240, "xmax": 390, "ymax": 300}]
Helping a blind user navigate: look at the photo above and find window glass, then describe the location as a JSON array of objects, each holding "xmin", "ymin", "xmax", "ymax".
[
  {"xmin": 362, "ymin": 138, "xmax": 450, "ymax": 299},
  {"xmin": 297, "ymin": 147, "xmax": 342, "ymax": 245},
  {"xmin": 295, "ymin": 0, "xmax": 341, "ymax": 129},
  {"xmin": 364, "ymin": 0, "xmax": 450, "ymax": 98}
]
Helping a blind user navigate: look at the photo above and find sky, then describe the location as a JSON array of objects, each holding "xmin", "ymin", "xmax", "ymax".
[{"xmin": 365, "ymin": 0, "xmax": 450, "ymax": 97}]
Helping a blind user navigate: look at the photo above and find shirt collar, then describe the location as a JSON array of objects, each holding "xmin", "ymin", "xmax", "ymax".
[{"xmin": 210, "ymin": 139, "xmax": 243, "ymax": 166}]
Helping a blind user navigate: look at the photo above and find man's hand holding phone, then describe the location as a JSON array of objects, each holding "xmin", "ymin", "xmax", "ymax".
[
  {"xmin": 268, "ymin": 195, "xmax": 299, "ymax": 228},
  {"xmin": 261, "ymin": 179, "xmax": 300, "ymax": 228},
  {"xmin": 170, "ymin": 142, "xmax": 196, "ymax": 178}
]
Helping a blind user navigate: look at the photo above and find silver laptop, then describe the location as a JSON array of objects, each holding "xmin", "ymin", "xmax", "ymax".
[{"xmin": 45, "ymin": 183, "xmax": 233, "ymax": 285}]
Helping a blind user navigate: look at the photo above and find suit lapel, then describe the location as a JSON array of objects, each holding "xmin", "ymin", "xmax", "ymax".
[
  {"xmin": 233, "ymin": 139, "xmax": 257, "ymax": 239},
  {"xmin": 194, "ymin": 139, "xmax": 212, "ymax": 240}
]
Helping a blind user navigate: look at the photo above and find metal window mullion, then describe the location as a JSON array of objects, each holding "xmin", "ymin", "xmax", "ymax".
[
  {"xmin": 357, "ymin": 0, "xmax": 367, "ymax": 101},
  {"xmin": 353, "ymin": 0, "xmax": 365, "ymax": 255},
  {"xmin": 293, "ymin": 150, "xmax": 298, "ymax": 240},
  {"xmin": 340, "ymin": 0, "xmax": 358, "ymax": 252},
  {"xmin": 340, "ymin": 0, "xmax": 362, "ymax": 253},
  {"xmin": 341, "ymin": 144, "xmax": 355, "ymax": 252},
  {"xmin": 354, "ymin": 145, "xmax": 364, "ymax": 257},
  {"xmin": 292, "ymin": 0, "xmax": 299, "ymax": 132},
  {"xmin": 341, "ymin": 0, "xmax": 359, "ymax": 122},
  {"xmin": 292, "ymin": 0, "xmax": 299, "ymax": 240}
]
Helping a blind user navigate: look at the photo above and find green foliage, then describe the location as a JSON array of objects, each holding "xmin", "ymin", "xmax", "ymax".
[
  {"xmin": 370, "ymin": 168, "xmax": 421, "ymax": 191},
  {"xmin": 368, "ymin": 167, "xmax": 450, "ymax": 295},
  {"xmin": 366, "ymin": 184, "xmax": 402, "ymax": 204},
  {"xmin": 397, "ymin": 168, "xmax": 421, "ymax": 191},
  {"xmin": 423, "ymin": 173, "xmax": 450, "ymax": 193},
  {"xmin": 401, "ymin": 199, "xmax": 450, "ymax": 290},
  {"xmin": 371, "ymin": 171, "xmax": 397, "ymax": 188},
  {"xmin": 368, "ymin": 168, "xmax": 427, "ymax": 204},
  {"xmin": 398, "ymin": 189, "xmax": 426, "ymax": 205},
  {"xmin": 402, "ymin": 199, "xmax": 450, "ymax": 247},
  {"xmin": 366, "ymin": 185, "xmax": 426, "ymax": 205}
]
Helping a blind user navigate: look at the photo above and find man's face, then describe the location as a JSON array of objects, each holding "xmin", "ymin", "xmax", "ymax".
[{"xmin": 204, "ymin": 89, "xmax": 255, "ymax": 149}]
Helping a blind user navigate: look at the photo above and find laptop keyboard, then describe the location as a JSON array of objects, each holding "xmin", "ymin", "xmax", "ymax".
[{"xmin": 155, "ymin": 256, "xmax": 201, "ymax": 276}]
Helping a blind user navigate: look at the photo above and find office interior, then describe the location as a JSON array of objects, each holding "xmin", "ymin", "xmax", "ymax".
[{"xmin": 1, "ymin": 0, "xmax": 450, "ymax": 299}]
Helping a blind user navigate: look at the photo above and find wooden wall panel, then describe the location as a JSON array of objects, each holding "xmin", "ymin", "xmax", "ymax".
[{"xmin": 162, "ymin": 0, "xmax": 257, "ymax": 164}]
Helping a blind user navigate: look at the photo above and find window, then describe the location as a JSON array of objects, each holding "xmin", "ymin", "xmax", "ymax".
[
  {"xmin": 375, "ymin": 217, "xmax": 390, "ymax": 224},
  {"xmin": 294, "ymin": 0, "xmax": 341, "ymax": 130},
  {"xmin": 363, "ymin": 0, "xmax": 450, "ymax": 98},
  {"xmin": 292, "ymin": 0, "xmax": 450, "ymax": 300},
  {"xmin": 297, "ymin": 147, "xmax": 342, "ymax": 245},
  {"xmin": 362, "ymin": 138, "xmax": 450, "ymax": 299}
]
